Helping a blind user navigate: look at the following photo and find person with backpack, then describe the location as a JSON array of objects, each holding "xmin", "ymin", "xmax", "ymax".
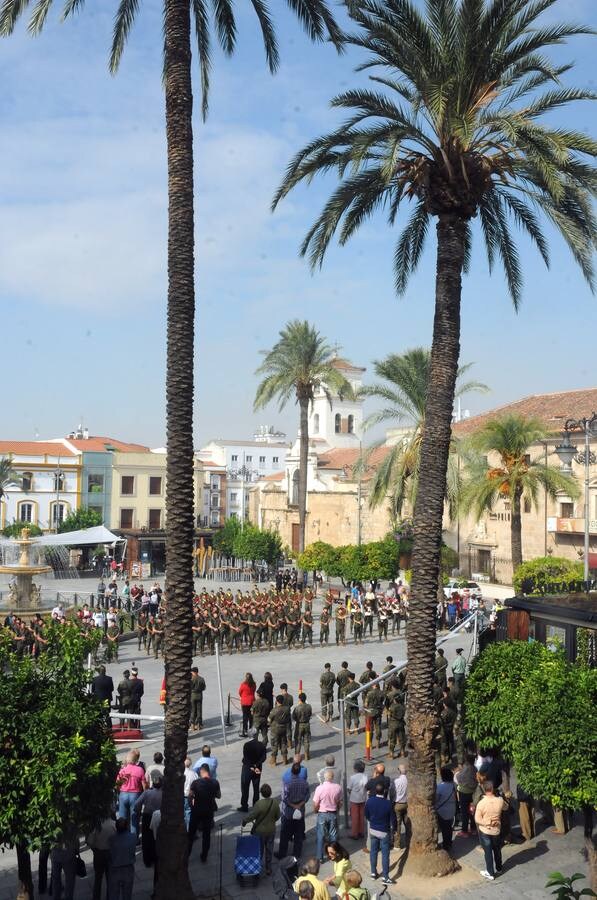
[{"xmin": 242, "ymin": 783, "xmax": 280, "ymax": 876}]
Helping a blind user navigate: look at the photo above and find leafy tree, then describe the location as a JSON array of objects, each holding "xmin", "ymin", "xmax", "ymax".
[
  {"xmin": 513, "ymin": 555, "xmax": 585, "ymax": 594},
  {"xmin": 546, "ymin": 872, "xmax": 597, "ymax": 899},
  {"xmin": 0, "ymin": 3, "xmax": 343, "ymax": 891},
  {"xmin": 58, "ymin": 506, "xmax": 103, "ymax": 533},
  {"xmin": 273, "ymin": 0, "xmax": 596, "ymax": 873},
  {"xmin": 360, "ymin": 349, "xmax": 486, "ymax": 517},
  {"xmin": 212, "ymin": 516, "xmax": 242, "ymax": 558},
  {"xmin": 465, "ymin": 641, "xmax": 597, "ymax": 810},
  {"xmin": 0, "ymin": 623, "xmax": 117, "ymax": 898},
  {"xmin": 460, "ymin": 415, "xmax": 578, "ymax": 569},
  {"xmin": 254, "ymin": 320, "xmax": 353, "ymax": 556},
  {"xmin": 233, "ymin": 524, "xmax": 282, "ymax": 566},
  {"xmin": 2, "ymin": 521, "xmax": 43, "ymax": 538},
  {"xmin": 0, "ymin": 456, "xmax": 18, "ymax": 500},
  {"xmin": 297, "ymin": 541, "xmax": 337, "ymax": 574}
]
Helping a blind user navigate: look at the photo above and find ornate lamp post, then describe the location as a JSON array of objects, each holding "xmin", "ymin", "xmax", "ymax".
[
  {"xmin": 555, "ymin": 412, "xmax": 597, "ymax": 582},
  {"xmin": 227, "ymin": 454, "xmax": 260, "ymax": 524}
]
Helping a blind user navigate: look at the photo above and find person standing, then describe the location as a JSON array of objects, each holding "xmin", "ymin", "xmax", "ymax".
[
  {"xmin": 257, "ymin": 672, "xmax": 275, "ymax": 711},
  {"xmin": 320, "ymin": 663, "xmax": 335, "ymax": 722},
  {"xmin": 279, "ymin": 683, "xmax": 294, "ymax": 748},
  {"xmin": 435, "ymin": 767, "xmax": 457, "ymax": 853},
  {"xmin": 116, "ymin": 670, "xmax": 133, "ymax": 727},
  {"xmin": 365, "ymin": 783, "xmax": 394, "ymax": 885},
  {"xmin": 129, "ymin": 668, "xmax": 144, "ymax": 730},
  {"xmin": 293, "ymin": 692, "xmax": 313, "ymax": 760},
  {"xmin": 451, "ymin": 648, "xmax": 467, "ymax": 688},
  {"xmin": 392, "ymin": 764, "xmax": 410, "ymax": 849},
  {"xmin": 239, "ymin": 673, "xmax": 257, "ymax": 737},
  {"xmin": 277, "ymin": 762, "xmax": 310, "ymax": 860},
  {"xmin": 238, "ymin": 730, "xmax": 267, "ymax": 812},
  {"xmin": 116, "ymin": 750, "xmax": 145, "ymax": 834},
  {"xmin": 188, "ymin": 764, "xmax": 221, "ymax": 862},
  {"xmin": 365, "ymin": 682, "xmax": 385, "ymax": 750},
  {"xmin": 516, "ymin": 783, "xmax": 535, "ymax": 842},
  {"xmin": 242, "ymin": 783, "xmax": 280, "ymax": 876},
  {"xmin": 190, "ymin": 667, "xmax": 206, "ymax": 731},
  {"xmin": 192, "ymin": 744, "xmax": 218, "ymax": 777},
  {"xmin": 86, "ymin": 817, "xmax": 115, "ymax": 900},
  {"xmin": 434, "ymin": 648, "xmax": 448, "ymax": 689},
  {"xmin": 474, "ymin": 780, "xmax": 507, "ymax": 880},
  {"xmin": 108, "ymin": 817, "xmax": 137, "ymax": 900},
  {"xmin": 347, "ymin": 760, "xmax": 368, "ymax": 840},
  {"xmin": 386, "ymin": 692, "xmax": 406, "ymax": 759},
  {"xmin": 133, "ymin": 776, "xmax": 163, "ymax": 868},
  {"xmin": 454, "ymin": 755, "xmax": 477, "ymax": 836},
  {"xmin": 268, "ymin": 695, "xmax": 291, "ymax": 766},
  {"xmin": 251, "ymin": 689, "xmax": 270, "ymax": 742},
  {"xmin": 312, "ymin": 769, "xmax": 343, "ymax": 862},
  {"xmin": 50, "ymin": 829, "xmax": 79, "ymax": 900},
  {"xmin": 184, "ymin": 757, "xmax": 198, "ymax": 830}
]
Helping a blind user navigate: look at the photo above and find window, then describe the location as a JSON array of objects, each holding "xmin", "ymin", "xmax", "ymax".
[
  {"xmin": 211, "ymin": 494, "xmax": 220, "ymax": 508},
  {"xmin": 149, "ymin": 476, "xmax": 162, "ymax": 496},
  {"xmin": 120, "ymin": 509, "xmax": 134, "ymax": 528},
  {"xmin": 22, "ymin": 472, "xmax": 33, "ymax": 491},
  {"xmin": 334, "ymin": 413, "xmax": 341, "ymax": 434},
  {"xmin": 148, "ymin": 509, "xmax": 162, "ymax": 529},
  {"xmin": 210, "ymin": 513, "xmax": 220, "ymax": 526},
  {"xmin": 230, "ymin": 493, "xmax": 238, "ymax": 503},
  {"xmin": 259, "ymin": 456, "xmax": 266, "ymax": 465},
  {"xmin": 273, "ymin": 457, "xmax": 279, "ymax": 465},
  {"xmin": 523, "ymin": 498, "xmax": 531, "ymax": 514},
  {"xmin": 246, "ymin": 455, "xmax": 252, "ymax": 462},
  {"xmin": 18, "ymin": 502, "xmax": 33, "ymax": 523},
  {"xmin": 121, "ymin": 475, "xmax": 135, "ymax": 495},
  {"xmin": 347, "ymin": 414, "xmax": 354, "ymax": 434},
  {"xmin": 53, "ymin": 472, "xmax": 65, "ymax": 492},
  {"xmin": 313, "ymin": 413, "xmax": 320, "ymax": 434},
  {"xmin": 88, "ymin": 505, "xmax": 103, "ymax": 519},
  {"xmin": 50, "ymin": 502, "xmax": 66, "ymax": 528},
  {"xmin": 87, "ymin": 473, "xmax": 104, "ymax": 493},
  {"xmin": 211, "ymin": 477, "xmax": 219, "ymax": 489},
  {"xmin": 292, "ymin": 470, "xmax": 300, "ymax": 506},
  {"xmin": 560, "ymin": 502, "xmax": 574, "ymax": 518},
  {"xmin": 231, "ymin": 455, "xmax": 238, "ymax": 462}
]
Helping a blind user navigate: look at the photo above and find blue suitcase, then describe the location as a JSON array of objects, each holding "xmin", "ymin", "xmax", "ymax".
[{"xmin": 235, "ymin": 830, "xmax": 262, "ymax": 883}]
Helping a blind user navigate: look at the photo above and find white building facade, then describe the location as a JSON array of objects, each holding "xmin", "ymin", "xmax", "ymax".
[{"xmin": 0, "ymin": 441, "xmax": 80, "ymax": 532}]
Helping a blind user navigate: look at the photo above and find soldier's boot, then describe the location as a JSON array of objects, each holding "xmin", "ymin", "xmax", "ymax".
[
  {"xmin": 282, "ymin": 754, "xmax": 288, "ymax": 766},
  {"xmin": 269, "ymin": 754, "xmax": 277, "ymax": 766},
  {"xmin": 387, "ymin": 745, "xmax": 395, "ymax": 759}
]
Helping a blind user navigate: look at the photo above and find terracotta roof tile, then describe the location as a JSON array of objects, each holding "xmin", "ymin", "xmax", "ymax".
[
  {"xmin": 261, "ymin": 471, "xmax": 285, "ymax": 482},
  {"xmin": 453, "ymin": 387, "xmax": 597, "ymax": 437},
  {"xmin": 0, "ymin": 441, "xmax": 77, "ymax": 457},
  {"xmin": 67, "ymin": 436, "xmax": 149, "ymax": 452},
  {"xmin": 317, "ymin": 445, "xmax": 390, "ymax": 479},
  {"xmin": 330, "ymin": 357, "xmax": 366, "ymax": 373}
]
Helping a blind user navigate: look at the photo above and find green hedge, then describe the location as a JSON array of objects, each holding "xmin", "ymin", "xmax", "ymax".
[{"xmin": 513, "ymin": 556, "xmax": 584, "ymax": 594}]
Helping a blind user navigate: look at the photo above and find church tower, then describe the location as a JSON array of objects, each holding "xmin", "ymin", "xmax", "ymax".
[{"xmin": 308, "ymin": 356, "xmax": 366, "ymax": 450}]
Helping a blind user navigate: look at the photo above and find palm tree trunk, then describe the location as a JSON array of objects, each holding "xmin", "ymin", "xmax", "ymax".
[
  {"xmin": 297, "ymin": 396, "xmax": 309, "ymax": 556},
  {"xmin": 511, "ymin": 485, "xmax": 523, "ymax": 572},
  {"xmin": 406, "ymin": 214, "xmax": 465, "ymax": 877},
  {"xmin": 155, "ymin": 1, "xmax": 195, "ymax": 897}
]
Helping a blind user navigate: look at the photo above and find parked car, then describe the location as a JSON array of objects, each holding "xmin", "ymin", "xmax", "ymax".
[{"xmin": 444, "ymin": 579, "xmax": 483, "ymax": 600}]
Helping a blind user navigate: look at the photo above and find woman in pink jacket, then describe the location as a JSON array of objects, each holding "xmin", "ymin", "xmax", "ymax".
[{"xmin": 239, "ymin": 673, "xmax": 256, "ymax": 736}]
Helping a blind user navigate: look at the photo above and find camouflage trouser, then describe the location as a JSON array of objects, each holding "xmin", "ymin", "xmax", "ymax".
[
  {"xmin": 302, "ymin": 626, "xmax": 313, "ymax": 646},
  {"xmin": 146, "ymin": 633, "xmax": 153, "ymax": 654},
  {"xmin": 354, "ymin": 624, "xmax": 363, "ymax": 643},
  {"xmin": 388, "ymin": 720, "xmax": 406, "ymax": 753},
  {"xmin": 137, "ymin": 631, "xmax": 146, "ymax": 651},
  {"xmin": 378, "ymin": 620, "xmax": 388, "ymax": 641},
  {"xmin": 319, "ymin": 624, "xmax": 329, "ymax": 644},
  {"xmin": 287, "ymin": 625, "xmax": 298, "ymax": 648},
  {"xmin": 346, "ymin": 701, "xmax": 360, "ymax": 731},
  {"xmin": 254, "ymin": 719, "xmax": 268, "ymax": 742},
  {"xmin": 268, "ymin": 627, "xmax": 278, "ymax": 648},
  {"xmin": 335, "ymin": 623, "xmax": 346, "ymax": 645},
  {"xmin": 369, "ymin": 713, "xmax": 382, "ymax": 742},
  {"xmin": 190, "ymin": 697, "xmax": 203, "ymax": 727},
  {"xmin": 295, "ymin": 723, "xmax": 311, "ymax": 755},
  {"xmin": 321, "ymin": 692, "xmax": 334, "ymax": 721},
  {"xmin": 248, "ymin": 630, "xmax": 258, "ymax": 651},
  {"xmin": 270, "ymin": 728, "xmax": 287, "ymax": 757},
  {"xmin": 154, "ymin": 636, "xmax": 164, "ymax": 659},
  {"xmin": 440, "ymin": 727, "xmax": 455, "ymax": 762}
]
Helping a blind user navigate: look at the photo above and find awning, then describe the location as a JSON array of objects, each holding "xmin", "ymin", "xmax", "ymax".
[{"xmin": 32, "ymin": 526, "xmax": 124, "ymax": 547}]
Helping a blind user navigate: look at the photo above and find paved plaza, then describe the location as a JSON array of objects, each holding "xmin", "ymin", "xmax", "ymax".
[{"xmin": 0, "ymin": 605, "xmax": 590, "ymax": 900}]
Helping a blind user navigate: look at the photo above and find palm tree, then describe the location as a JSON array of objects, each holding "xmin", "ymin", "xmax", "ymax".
[
  {"xmin": 254, "ymin": 320, "xmax": 353, "ymax": 556},
  {"xmin": 1, "ymin": 3, "xmax": 342, "ymax": 896},
  {"xmin": 361, "ymin": 347, "xmax": 487, "ymax": 518},
  {"xmin": 272, "ymin": 0, "xmax": 596, "ymax": 874},
  {"xmin": 459, "ymin": 413, "xmax": 578, "ymax": 571},
  {"xmin": 0, "ymin": 457, "xmax": 18, "ymax": 501}
]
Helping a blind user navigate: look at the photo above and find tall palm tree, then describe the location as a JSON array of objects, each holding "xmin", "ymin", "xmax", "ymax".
[
  {"xmin": 1, "ymin": 3, "xmax": 342, "ymax": 896},
  {"xmin": 0, "ymin": 457, "xmax": 18, "ymax": 501},
  {"xmin": 361, "ymin": 347, "xmax": 487, "ymax": 517},
  {"xmin": 272, "ymin": 0, "xmax": 596, "ymax": 873},
  {"xmin": 459, "ymin": 413, "xmax": 578, "ymax": 570},
  {"xmin": 254, "ymin": 320, "xmax": 353, "ymax": 555}
]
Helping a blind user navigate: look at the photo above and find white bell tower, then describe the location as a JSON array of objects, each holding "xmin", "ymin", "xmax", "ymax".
[{"xmin": 308, "ymin": 357, "xmax": 366, "ymax": 450}]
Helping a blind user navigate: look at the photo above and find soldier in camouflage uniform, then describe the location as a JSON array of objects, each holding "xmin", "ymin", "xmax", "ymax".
[
  {"xmin": 336, "ymin": 661, "xmax": 350, "ymax": 712},
  {"xmin": 319, "ymin": 663, "xmax": 336, "ymax": 722},
  {"xmin": 343, "ymin": 671, "xmax": 360, "ymax": 734},
  {"xmin": 279, "ymin": 683, "xmax": 294, "ymax": 746},
  {"xmin": 251, "ymin": 689, "xmax": 270, "ymax": 742},
  {"xmin": 106, "ymin": 620, "xmax": 120, "ymax": 661},
  {"xmin": 435, "ymin": 648, "xmax": 448, "ymax": 689},
  {"xmin": 335, "ymin": 602, "xmax": 348, "ymax": 645},
  {"xmin": 319, "ymin": 606, "xmax": 330, "ymax": 645},
  {"xmin": 365, "ymin": 681, "xmax": 385, "ymax": 748},
  {"xmin": 386, "ymin": 692, "xmax": 406, "ymax": 758},
  {"xmin": 292, "ymin": 692, "xmax": 313, "ymax": 759},
  {"xmin": 440, "ymin": 700, "xmax": 457, "ymax": 763},
  {"xmin": 301, "ymin": 609, "xmax": 314, "ymax": 648},
  {"xmin": 136, "ymin": 611, "xmax": 147, "ymax": 652},
  {"xmin": 268, "ymin": 695, "xmax": 291, "ymax": 765},
  {"xmin": 352, "ymin": 606, "xmax": 364, "ymax": 644},
  {"xmin": 152, "ymin": 616, "xmax": 165, "ymax": 659},
  {"xmin": 267, "ymin": 607, "xmax": 279, "ymax": 651}
]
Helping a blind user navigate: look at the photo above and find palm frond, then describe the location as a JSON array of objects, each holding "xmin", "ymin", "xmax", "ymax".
[
  {"xmin": 251, "ymin": 0, "xmax": 279, "ymax": 72},
  {"xmin": 110, "ymin": 0, "xmax": 139, "ymax": 73}
]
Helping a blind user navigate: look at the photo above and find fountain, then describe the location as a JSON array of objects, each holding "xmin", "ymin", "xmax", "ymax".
[{"xmin": 0, "ymin": 528, "xmax": 52, "ymax": 607}]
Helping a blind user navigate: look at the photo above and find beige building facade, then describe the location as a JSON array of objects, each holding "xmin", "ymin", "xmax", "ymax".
[{"xmin": 109, "ymin": 451, "xmax": 168, "ymax": 532}]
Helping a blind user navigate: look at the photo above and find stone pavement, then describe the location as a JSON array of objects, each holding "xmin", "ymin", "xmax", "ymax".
[{"xmin": 0, "ymin": 610, "xmax": 589, "ymax": 899}]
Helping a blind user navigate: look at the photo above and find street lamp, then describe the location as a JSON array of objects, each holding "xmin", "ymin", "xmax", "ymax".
[
  {"xmin": 554, "ymin": 412, "xmax": 597, "ymax": 582},
  {"xmin": 53, "ymin": 462, "xmax": 65, "ymax": 533},
  {"xmin": 227, "ymin": 455, "xmax": 260, "ymax": 524}
]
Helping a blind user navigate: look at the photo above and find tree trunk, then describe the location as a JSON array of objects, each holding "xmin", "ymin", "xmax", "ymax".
[
  {"xmin": 297, "ymin": 396, "xmax": 309, "ymax": 555},
  {"xmin": 155, "ymin": 1, "xmax": 195, "ymax": 897},
  {"xmin": 406, "ymin": 214, "xmax": 465, "ymax": 877},
  {"xmin": 510, "ymin": 485, "xmax": 523, "ymax": 572},
  {"xmin": 16, "ymin": 844, "xmax": 33, "ymax": 900}
]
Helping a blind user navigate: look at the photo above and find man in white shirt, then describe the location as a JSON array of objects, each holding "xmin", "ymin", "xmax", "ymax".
[
  {"xmin": 392, "ymin": 764, "xmax": 410, "ymax": 849},
  {"xmin": 93, "ymin": 609, "xmax": 106, "ymax": 628},
  {"xmin": 51, "ymin": 604, "xmax": 65, "ymax": 621},
  {"xmin": 184, "ymin": 756, "xmax": 198, "ymax": 829},
  {"xmin": 316, "ymin": 755, "xmax": 342, "ymax": 785}
]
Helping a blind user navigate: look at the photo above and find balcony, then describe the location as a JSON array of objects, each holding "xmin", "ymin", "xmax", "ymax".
[{"xmin": 548, "ymin": 517, "xmax": 597, "ymax": 535}]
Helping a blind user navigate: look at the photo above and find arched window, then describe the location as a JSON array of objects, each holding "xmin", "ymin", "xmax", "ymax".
[
  {"xmin": 347, "ymin": 415, "xmax": 354, "ymax": 434},
  {"xmin": 50, "ymin": 501, "xmax": 67, "ymax": 528},
  {"xmin": 22, "ymin": 472, "xmax": 33, "ymax": 491},
  {"xmin": 18, "ymin": 502, "xmax": 34, "ymax": 523},
  {"xmin": 334, "ymin": 413, "xmax": 341, "ymax": 434},
  {"xmin": 53, "ymin": 471, "xmax": 65, "ymax": 492},
  {"xmin": 313, "ymin": 413, "xmax": 320, "ymax": 434},
  {"xmin": 292, "ymin": 469, "xmax": 300, "ymax": 506}
]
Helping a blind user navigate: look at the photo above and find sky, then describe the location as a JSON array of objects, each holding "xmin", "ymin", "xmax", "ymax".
[{"xmin": 1, "ymin": 0, "xmax": 596, "ymax": 449}]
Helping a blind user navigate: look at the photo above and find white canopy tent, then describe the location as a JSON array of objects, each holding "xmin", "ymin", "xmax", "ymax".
[{"xmin": 32, "ymin": 526, "xmax": 124, "ymax": 547}]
